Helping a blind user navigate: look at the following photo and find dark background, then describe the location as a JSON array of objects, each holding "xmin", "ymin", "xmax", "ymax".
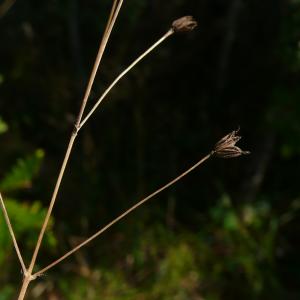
[{"xmin": 0, "ymin": 0, "xmax": 300, "ymax": 299}]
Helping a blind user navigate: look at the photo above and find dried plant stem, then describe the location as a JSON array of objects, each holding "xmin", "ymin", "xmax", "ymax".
[
  {"xmin": 27, "ymin": 24, "xmax": 174, "ymax": 282},
  {"xmin": 33, "ymin": 153, "xmax": 212, "ymax": 277},
  {"xmin": 17, "ymin": 137, "xmax": 78, "ymax": 300},
  {"xmin": 79, "ymin": 28, "xmax": 174, "ymax": 129},
  {"xmin": 17, "ymin": 2, "xmax": 123, "ymax": 300},
  {"xmin": 75, "ymin": 0, "xmax": 123, "ymax": 125},
  {"xmin": 105, "ymin": 0, "xmax": 119, "ymax": 34},
  {"xmin": 26, "ymin": 136, "xmax": 76, "ymax": 274},
  {"xmin": 28, "ymin": 0, "xmax": 122, "ymax": 275},
  {"xmin": 25, "ymin": 23, "xmax": 176, "ymax": 282},
  {"xmin": 15, "ymin": 8, "xmax": 199, "ymax": 299},
  {"xmin": 18, "ymin": 278, "xmax": 31, "ymax": 300},
  {"xmin": 0, "ymin": 193, "xmax": 26, "ymax": 274}
]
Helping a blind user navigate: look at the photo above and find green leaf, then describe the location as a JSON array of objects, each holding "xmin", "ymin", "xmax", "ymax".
[
  {"xmin": 0, "ymin": 149, "xmax": 44, "ymax": 192},
  {"xmin": 0, "ymin": 198, "xmax": 56, "ymax": 265}
]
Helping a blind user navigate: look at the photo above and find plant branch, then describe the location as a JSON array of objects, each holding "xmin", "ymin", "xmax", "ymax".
[
  {"xmin": 75, "ymin": 0, "xmax": 123, "ymax": 127},
  {"xmin": 0, "ymin": 192, "xmax": 27, "ymax": 274},
  {"xmin": 33, "ymin": 153, "xmax": 212, "ymax": 277},
  {"xmin": 105, "ymin": 0, "xmax": 119, "ymax": 35},
  {"xmin": 33, "ymin": 128, "xmax": 250, "ymax": 277},
  {"xmin": 26, "ymin": 136, "xmax": 77, "ymax": 276},
  {"xmin": 79, "ymin": 28, "xmax": 174, "ymax": 129},
  {"xmin": 22, "ymin": 0, "xmax": 123, "ymax": 288}
]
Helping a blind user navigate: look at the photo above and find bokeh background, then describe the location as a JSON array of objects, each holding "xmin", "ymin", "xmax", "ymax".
[{"xmin": 1, "ymin": 0, "xmax": 300, "ymax": 299}]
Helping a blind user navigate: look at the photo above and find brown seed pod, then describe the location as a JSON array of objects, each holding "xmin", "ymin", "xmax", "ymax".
[
  {"xmin": 213, "ymin": 129, "xmax": 250, "ymax": 159},
  {"xmin": 172, "ymin": 16, "xmax": 198, "ymax": 33}
]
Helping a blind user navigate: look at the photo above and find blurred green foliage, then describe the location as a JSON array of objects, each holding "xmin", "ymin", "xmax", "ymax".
[
  {"xmin": 0, "ymin": 149, "xmax": 44, "ymax": 192},
  {"xmin": 47, "ymin": 196, "xmax": 298, "ymax": 300},
  {"xmin": 0, "ymin": 121, "xmax": 56, "ymax": 299}
]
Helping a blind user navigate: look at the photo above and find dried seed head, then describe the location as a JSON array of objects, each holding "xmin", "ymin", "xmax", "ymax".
[
  {"xmin": 213, "ymin": 129, "xmax": 250, "ymax": 159},
  {"xmin": 172, "ymin": 16, "xmax": 198, "ymax": 33}
]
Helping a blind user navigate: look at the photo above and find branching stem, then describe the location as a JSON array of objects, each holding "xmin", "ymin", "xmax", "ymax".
[
  {"xmin": 75, "ymin": 0, "xmax": 123, "ymax": 127},
  {"xmin": 14, "ymin": 2, "xmax": 199, "ymax": 298},
  {"xmin": 33, "ymin": 153, "xmax": 212, "ymax": 277},
  {"xmin": 17, "ymin": 1, "xmax": 123, "ymax": 299},
  {"xmin": 79, "ymin": 28, "xmax": 174, "ymax": 129}
]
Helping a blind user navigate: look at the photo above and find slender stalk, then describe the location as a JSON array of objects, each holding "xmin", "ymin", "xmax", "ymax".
[
  {"xmin": 30, "ymin": 24, "xmax": 174, "ymax": 278},
  {"xmin": 79, "ymin": 28, "xmax": 174, "ymax": 129},
  {"xmin": 18, "ymin": 277, "xmax": 31, "ymax": 300},
  {"xmin": 16, "ymin": 9, "xmax": 199, "ymax": 299},
  {"xmin": 26, "ymin": 135, "xmax": 77, "ymax": 275},
  {"xmin": 27, "ymin": 0, "xmax": 123, "ymax": 275},
  {"xmin": 0, "ymin": 193, "xmax": 26, "ymax": 274},
  {"xmin": 17, "ymin": 2, "xmax": 123, "ymax": 299},
  {"xmin": 28, "ymin": 18, "xmax": 172, "ymax": 282},
  {"xmin": 33, "ymin": 153, "xmax": 212, "ymax": 277},
  {"xmin": 75, "ymin": 0, "xmax": 123, "ymax": 126},
  {"xmin": 105, "ymin": 0, "xmax": 119, "ymax": 35}
]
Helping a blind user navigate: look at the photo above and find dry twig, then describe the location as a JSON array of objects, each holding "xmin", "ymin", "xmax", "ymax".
[
  {"xmin": 33, "ymin": 129, "xmax": 249, "ymax": 277},
  {"xmin": 17, "ymin": 1, "xmax": 123, "ymax": 299},
  {"xmin": 0, "ymin": 193, "xmax": 26, "ymax": 273}
]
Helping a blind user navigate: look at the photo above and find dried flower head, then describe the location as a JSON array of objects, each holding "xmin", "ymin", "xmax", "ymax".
[
  {"xmin": 172, "ymin": 16, "xmax": 198, "ymax": 33},
  {"xmin": 213, "ymin": 129, "xmax": 250, "ymax": 159}
]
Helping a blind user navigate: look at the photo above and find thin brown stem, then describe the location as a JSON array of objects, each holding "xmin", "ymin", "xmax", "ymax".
[
  {"xmin": 17, "ymin": 2, "xmax": 124, "ymax": 300},
  {"xmin": 27, "ymin": 0, "xmax": 123, "ymax": 276},
  {"xmin": 33, "ymin": 153, "xmax": 212, "ymax": 277},
  {"xmin": 79, "ymin": 28, "xmax": 174, "ymax": 129},
  {"xmin": 0, "ymin": 193, "xmax": 26, "ymax": 274},
  {"xmin": 18, "ymin": 277, "xmax": 31, "ymax": 300},
  {"xmin": 105, "ymin": 0, "xmax": 119, "ymax": 35},
  {"xmin": 27, "ymin": 135, "xmax": 77, "ymax": 276},
  {"xmin": 75, "ymin": 0, "xmax": 123, "ymax": 127}
]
